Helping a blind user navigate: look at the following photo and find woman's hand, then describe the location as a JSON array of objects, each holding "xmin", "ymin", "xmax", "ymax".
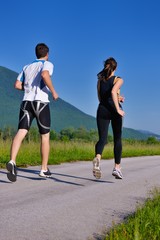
[
  {"xmin": 117, "ymin": 109, "xmax": 125, "ymax": 117},
  {"xmin": 118, "ymin": 95, "xmax": 125, "ymax": 103}
]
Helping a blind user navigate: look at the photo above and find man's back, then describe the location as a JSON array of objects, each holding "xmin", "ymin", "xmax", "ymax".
[{"xmin": 17, "ymin": 59, "xmax": 54, "ymax": 102}]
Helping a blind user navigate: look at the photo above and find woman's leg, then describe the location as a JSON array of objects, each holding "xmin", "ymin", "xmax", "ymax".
[
  {"xmin": 111, "ymin": 114, "xmax": 122, "ymax": 165},
  {"xmin": 95, "ymin": 106, "xmax": 110, "ymax": 157},
  {"xmin": 93, "ymin": 105, "xmax": 110, "ymax": 179},
  {"xmin": 111, "ymin": 114, "xmax": 123, "ymax": 179}
]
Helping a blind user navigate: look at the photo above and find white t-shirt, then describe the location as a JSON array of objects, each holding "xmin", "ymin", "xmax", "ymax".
[{"xmin": 17, "ymin": 59, "xmax": 54, "ymax": 102}]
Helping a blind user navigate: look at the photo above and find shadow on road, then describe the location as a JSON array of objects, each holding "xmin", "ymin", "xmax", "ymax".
[
  {"xmin": 0, "ymin": 170, "xmax": 12, "ymax": 183},
  {"xmin": 53, "ymin": 172, "xmax": 114, "ymax": 184},
  {"xmin": 0, "ymin": 179, "xmax": 11, "ymax": 184},
  {"xmin": 18, "ymin": 168, "xmax": 114, "ymax": 184},
  {"xmin": 0, "ymin": 168, "xmax": 114, "ymax": 185}
]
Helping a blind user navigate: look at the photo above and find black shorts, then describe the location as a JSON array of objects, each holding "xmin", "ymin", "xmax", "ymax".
[{"xmin": 18, "ymin": 101, "xmax": 51, "ymax": 134}]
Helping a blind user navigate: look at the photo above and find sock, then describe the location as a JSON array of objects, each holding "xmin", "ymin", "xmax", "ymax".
[{"xmin": 9, "ymin": 160, "xmax": 16, "ymax": 165}]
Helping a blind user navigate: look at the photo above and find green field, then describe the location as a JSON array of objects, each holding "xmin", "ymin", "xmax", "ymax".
[{"xmin": 0, "ymin": 139, "xmax": 160, "ymax": 168}]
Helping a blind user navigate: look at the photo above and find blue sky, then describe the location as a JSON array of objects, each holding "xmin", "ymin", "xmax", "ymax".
[{"xmin": 0, "ymin": 0, "xmax": 160, "ymax": 134}]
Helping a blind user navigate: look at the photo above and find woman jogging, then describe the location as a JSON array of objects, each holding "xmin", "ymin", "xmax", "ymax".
[{"xmin": 93, "ymin": 57, "xmax": 125, "ymax": 179}]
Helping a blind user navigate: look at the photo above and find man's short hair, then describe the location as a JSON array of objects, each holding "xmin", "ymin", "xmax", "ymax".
[{"xmin": 35, "ymin": 43, "xmax": 49, "ymax": 59}]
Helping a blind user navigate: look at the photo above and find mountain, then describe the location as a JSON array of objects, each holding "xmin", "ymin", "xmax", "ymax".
[
  {"xmin": 0, "ymin": 66, "xmax": 96, "ymax": 132},
  {"xmin": 121, "ymin": 127, "xmax": 160, "ymax": 140},
  {"xmin": 0, "ymin": 66, "xmax": 159, "ymax": 140},
  {"xmin": 137, "ymin": 130, "xmax": 160, "ymax": 140}
]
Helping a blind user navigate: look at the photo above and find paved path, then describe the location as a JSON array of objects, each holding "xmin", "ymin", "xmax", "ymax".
[{"xmin": 0, "ymin": 156, "xmax": 160, "ymax": 240}]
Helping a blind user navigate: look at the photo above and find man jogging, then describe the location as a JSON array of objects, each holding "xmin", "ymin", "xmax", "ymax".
[{"xmin": 6, "ymin": 43, "xmax": 58, "ymax": 182}]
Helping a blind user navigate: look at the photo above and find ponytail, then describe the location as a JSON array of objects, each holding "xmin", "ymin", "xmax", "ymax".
[
  {"xmin": 98, "ymin": 57, "xmax": 117, "ymax": 81},
  {"xmin": 97, "ymin": 57, "xmax": 117, "ymax": 101}
]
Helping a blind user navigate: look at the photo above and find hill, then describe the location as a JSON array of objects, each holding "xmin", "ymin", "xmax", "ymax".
[
  {"xmin": 0, "ymin": 66, "xmax": 97, "ymax": 132},
  {"xmin": 0, "ymin": 66, "xmax": 159, "ymax": 140}
]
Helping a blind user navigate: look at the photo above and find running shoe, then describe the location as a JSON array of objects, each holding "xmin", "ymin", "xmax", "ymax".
[
  {"xmin": 93, "ymin": 157, "xmax": 101, "ymax": 179},
  {"xmin": 39, "ymin": 168, "xmax": 52, "ymax": 178},
  {"xmin": 112, "ymin": 168, "xmax": 123, "ymax": 179},
  {"xmin": 6, "ymin": 160, "xmax": 17, "ymax": 182}
]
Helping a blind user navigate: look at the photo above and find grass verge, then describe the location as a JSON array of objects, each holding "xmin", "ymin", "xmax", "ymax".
[
  {"xmin": 0, "ymin": 140, "xmax": 160, "ymax": 168},
  {"xmin": 105, "ymin": 188, "xmax": 160, "ymax": 240}
]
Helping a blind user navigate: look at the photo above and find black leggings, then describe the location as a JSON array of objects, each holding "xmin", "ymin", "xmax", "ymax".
[{"xmin": 95, "ymin": 104, "xmax": 123, "ymax": 164}]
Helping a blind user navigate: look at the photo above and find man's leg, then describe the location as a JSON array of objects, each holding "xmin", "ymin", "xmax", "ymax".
[
  {"xmin": 10, "ymin": 129, "xmax": 28, "ymax": 163},
  {"xmin": 39, "ymin": 132, "xmax": 52, "ymax": 177},
  {"xmin": 34, "ymin": 101, "xmax": 51, "ymax": 177},
  {"xmin": 6, "ymin": 129, "xmax": 28, "ymax": 182}
]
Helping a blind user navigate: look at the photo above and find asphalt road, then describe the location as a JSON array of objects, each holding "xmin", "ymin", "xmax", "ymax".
[{"xmin": 0, "ymin": 156, "xmax": 160, "ymax": 240}]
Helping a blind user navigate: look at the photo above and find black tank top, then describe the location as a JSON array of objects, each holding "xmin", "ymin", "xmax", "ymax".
[{"xmin": 98, "ymin": 76, "xmax": 121, "ymax": 112}]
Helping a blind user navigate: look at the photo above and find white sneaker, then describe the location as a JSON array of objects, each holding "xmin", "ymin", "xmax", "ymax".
[
  {"xmin": 112, "ymin": 168, "xmax": 123, "ymax": 179},
  {"xmin": 39, "ymin": 169, "xmax": 52, "ymax": 178},
  {"xmin": 93, "ymin": 157, "xmax": 101, "ymax": 179}
]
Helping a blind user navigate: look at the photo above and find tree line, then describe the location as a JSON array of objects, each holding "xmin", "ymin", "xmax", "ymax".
[
  {"xmin": 0, "ymin": 126, "xmax": 159, "ymax": 144},
  {"xmin": 0, "ymin": 126, "xmax": 101, "ymax": 142}
]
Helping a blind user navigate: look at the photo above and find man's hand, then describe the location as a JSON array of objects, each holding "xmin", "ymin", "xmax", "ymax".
[
  {"xmin": 14, "ymin": 80, "xmax": 24, "ymax": 91},
  {"xmin": 52, "ymin": 90, "xmax": 59, "ymax": 100}
]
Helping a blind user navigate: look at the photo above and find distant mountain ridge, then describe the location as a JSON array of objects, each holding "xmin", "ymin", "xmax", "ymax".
[
  {"xmin": 0, "ymin": 66, "xmax": 159, "ymax": 140},
  {"xmin": 0, "ymin": 66, "xmax": 97, "ymax": 132}
]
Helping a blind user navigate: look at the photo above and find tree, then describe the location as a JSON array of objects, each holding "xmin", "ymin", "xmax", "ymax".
[
  {"xmin": 146, "ymin": 136, "xmax": 159, "ymax": 144},
  {"xmin": 50, "ymin": 130, "xmax": 58, "ymax": 140},
  {"xmin": 60, "ymin": 127, "xmax": 75, "ymax": 141}
]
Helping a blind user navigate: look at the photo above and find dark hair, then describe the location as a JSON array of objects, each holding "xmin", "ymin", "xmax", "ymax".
[
  {"xmin": 98, "ymin": 57, "xmax": 117, "ymax": 81},
  {"xmin": 97, "ymin": 57, "xmax": 117, "ymax": 101},
  {"xmin": 35, "ymin": 43, "xmax": 49, "ymax": 59}
]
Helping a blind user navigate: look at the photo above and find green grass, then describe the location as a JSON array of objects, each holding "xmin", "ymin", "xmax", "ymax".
[
  {"xmin": 105, "ymin": 188, "xmax": 160, "ymax": 240},
  {"xmin": 0, "ymin": 140, "xmax": 94, "ymax": 168},
  {"xmin": 0, "ymin": 139, "xmax": 160, "ymax": 168},
  {"xmin": 121, "ymin": 142, "xmax": 160, "ymax": 157}
]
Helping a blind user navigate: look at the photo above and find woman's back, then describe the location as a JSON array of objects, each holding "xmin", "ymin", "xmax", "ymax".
[{"xmin": 98, "ymin": 75, "xmax": 116, "ymax": 111}]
